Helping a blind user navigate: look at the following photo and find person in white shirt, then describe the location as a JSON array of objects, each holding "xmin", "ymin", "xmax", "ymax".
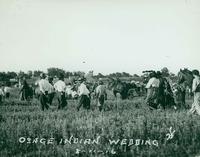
[
  {"xmin": 4, "ymin": 82, "xmax": 12, "ymax": 99},
  {"xmin": 95, "ymin": 80, "xmax": 107, "ymax": 111},
  {"xmin": 0, "ymin": 86, "xmax": 4, "ymax": 104},
  {"xmin": 189, "ymin": 70, "xmax": 200, "ymax": 115},
  {"xmin": 54, "ymin": 73, "xmax": 67, "ymax": 109},
  {"xmin": 38, "ymin": 73, "xmax": 51, "ymax": 111},
  {"xmin": 77, "ymin": 77, "xmax": 90, "ymax": 111},
  {"xmin": 145, "ymin": 72, "xmax": 160, "ymax": 109}
]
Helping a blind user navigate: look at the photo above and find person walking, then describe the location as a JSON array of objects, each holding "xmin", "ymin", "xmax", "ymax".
[
  {"xmin": 47, "ymin": 76, "xmax": 55, "ymax": 105},
  {"xmin": 0, "ymin": 86, "xmax": 4, "ymax": 105},
  {"xmin": 145, "ymin": 72, "xmax": 160, "ymax": 109},
  {"xmin": 188, "ymin": 70, "xmax": 200, "ymax": 115},
  {"xmin": 4, "ymin": 82, "xmax": 11, "ymax": 99},
  {"xmin": 38, "ymin": 73, "xmax": 51, "ymax": 111},
  {"xmin": 77, "ymin": 77, "xmax": 90, "ymax": 111},
  {"xmin": 54, "ymin": 73, "xmax": 67, "ymax": 109},
  {"xmin": 20, "ymin": 79, "xmax": 30, "ymax": 101},
  {"xmin": 95, "ymin": 80, "xmax": 107, "ymax": 111}
]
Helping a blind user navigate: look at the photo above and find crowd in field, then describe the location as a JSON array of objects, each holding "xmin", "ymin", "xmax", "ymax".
[
  {"xmin": 18, "ymin": 73, "xmax": 107, "ymax": 111},
  {"xmin": 0, "ymin": 69, "xmax": 200, "ymax": 115}
]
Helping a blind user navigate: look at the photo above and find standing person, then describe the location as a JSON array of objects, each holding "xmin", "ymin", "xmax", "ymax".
[
  {"xmin": 4, "ymin": 82, "xmax": 11, "ymax": 99},
  {"xmin": 145, "ymin": 72, "xmax": 160, "ymax": 109},
  {"xmin": 38, "ymin": 73, "xmax": 51, "ymax": 111},
  {"xmin": 95, "ymin": 80, "xmax": 107, "ymax": 111},
  {"xmin": 188, "ymin": 70, "xmax": 200, "ymax": 115},
  {"xmin": 157, "ymin": 71, "xmax": 165, "ymax": 109},
  {"xmin": 77, "ymin": 77, "xmax": 90, "ymax": 111},
  {"xmin": 0, "ymin": 86, "xmax": 4, "ymax": 105},
  {"xmin": 20, "ymin": 79, "xmax": 30, "ymax": 101},
  {"xmin": 47, "ymin": 76, "xmax": 55, "ymax": 105},
  {"xmin": 54, "ymin": 73, "xmax": 67, "ymax": 109}
]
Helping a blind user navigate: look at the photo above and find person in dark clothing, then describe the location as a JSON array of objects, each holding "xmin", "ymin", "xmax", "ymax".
[
  {"xmin": 157, "ymin": 71, "xmax": 176, "ymax": 109},
  {"xmin": 20, "ymin": 79, "xmax": 30, "ymax": 101},
  {"xmin": 47, "ymin": 76, "xmax": 55, "ymax": 105}
]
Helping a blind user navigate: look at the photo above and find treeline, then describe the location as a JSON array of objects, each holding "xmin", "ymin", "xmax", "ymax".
[
  {"xmin": 0, "ymin": 67, "xmax": 175, "ymax": 82},
  {"xmin": 0, "ymin": 67, "xmax": 142, "ymax": 82}
]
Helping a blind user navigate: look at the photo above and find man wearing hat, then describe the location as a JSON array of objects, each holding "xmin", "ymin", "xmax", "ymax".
[
  {"xmin": 189, "ymin": 70, "xmax": 200, "ymax": 115},
  {"xmin": 54, "ymin": 73, "xmax": 67, "ymax": 109},
  {"xmin": 95, "ymin": 79, "xmax": 107, "ymax": 111},
  {"xmin": 38, "ymin": 73, "xmax": 51, "ymax": 111},
  {"xmin": 77, "ymin": 77, "xmax": 90, "ymax": 111}
]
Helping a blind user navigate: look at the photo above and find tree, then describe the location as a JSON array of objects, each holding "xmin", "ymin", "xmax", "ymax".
[
  {"xmin": 6, "ymin": 71, "xmax": 17, "ymax": 79},
  {"xmin": 47, "ymin": 68, "xmax": 65, "ymax": 77},
  {"xmin": 33, "ymin": 70, "xmax": 43, "ymax": 77}
]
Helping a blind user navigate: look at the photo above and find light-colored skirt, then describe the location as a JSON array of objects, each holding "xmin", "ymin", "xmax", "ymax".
[{"xmin": 189, "ymin": 92, "xmax": 200, "ymax": 115}]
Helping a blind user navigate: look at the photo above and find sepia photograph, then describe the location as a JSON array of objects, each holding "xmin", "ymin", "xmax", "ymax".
[{"xmin": 0, "ymin": 0, "xmax": 200, "ymax": 156}]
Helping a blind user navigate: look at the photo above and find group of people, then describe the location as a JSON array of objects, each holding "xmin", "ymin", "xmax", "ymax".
[
  {"xmin": 36, "ymin": 73, "xmax": 107, "ymax": 111},
  {"xmin": 145, "ymin": 69, "xmax": 200, "ymax": 116},
  {"xmin": 145, "ymin": 71, "xmax": 176, "ymax": 110}
]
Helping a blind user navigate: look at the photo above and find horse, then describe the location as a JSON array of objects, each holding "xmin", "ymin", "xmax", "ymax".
[
  {"xmin": 108, "ymin": 78, "xmax": 137, "ymax": 100},
  {"xmin": 174, "ymin": 69, "xmax": 193, "ymax": 108}
]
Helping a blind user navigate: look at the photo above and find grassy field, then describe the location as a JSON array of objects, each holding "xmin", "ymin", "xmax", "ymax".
[{"xmin": 0, "ymin": 89, "xmax": 200, "ymax": 157}]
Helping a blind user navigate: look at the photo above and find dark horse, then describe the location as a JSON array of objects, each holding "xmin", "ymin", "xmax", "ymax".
[
  {"xmin": 174, "ymin": 68, "xmax": 193, "ymax": 108},
  {"xmin": 108, "ymin": 78, "xmax": 137, "ymax": 100}
]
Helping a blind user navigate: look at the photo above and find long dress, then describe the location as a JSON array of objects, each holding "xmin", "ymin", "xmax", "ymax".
[
  {"xmin": 145, "ymin": 77, "xmax": 160, "ymax": 109},
  {"xmin": 189, "ymin": 92, "xmax": 200, "ymax": 115},
  {"xmin": 189, "ymin": 76, "xmax": 200, "ymax": 115}
]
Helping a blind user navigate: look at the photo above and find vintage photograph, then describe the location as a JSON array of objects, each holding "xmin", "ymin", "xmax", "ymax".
[{"xmin": 0, "ymin": 0, "xmax": 200, "ymax": 156}]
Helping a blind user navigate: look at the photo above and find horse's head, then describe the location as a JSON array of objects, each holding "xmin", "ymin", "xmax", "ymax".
[{"xmin": 178, "ymin": 69, "xmax": 193, "ymax": 88}]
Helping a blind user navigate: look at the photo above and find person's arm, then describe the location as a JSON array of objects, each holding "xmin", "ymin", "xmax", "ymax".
[
  {"xmin": 39, "ymin": 81, "xmax": 46, "ymax": 94},
  {"xmin": 53, "ymin": 83, "xmax": 57, "ymax": 92},
  {"xmin": 145, "ymin": 78, "xmax": 153, "ymax": 88},
  {"xmin": 192, "ymin": 79, "xmax": 197, "ymax": 93}
]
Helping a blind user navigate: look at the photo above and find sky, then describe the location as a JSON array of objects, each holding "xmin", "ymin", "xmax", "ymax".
[{"xmin": 0, "ymin": 0, "xmax": 200, "ymax": 75}]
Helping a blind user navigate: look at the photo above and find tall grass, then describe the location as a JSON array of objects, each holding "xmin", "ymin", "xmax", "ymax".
[{"xmin": 0, "ymin": 89, "xmax": 200, "ymax": 156}]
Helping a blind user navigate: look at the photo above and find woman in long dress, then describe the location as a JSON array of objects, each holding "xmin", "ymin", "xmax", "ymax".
[
  {"xmin": 145, "ymin": 72, "xmax": 160, "ymax": 109},
  {"xmin": 188, "ymin": 70, "xmax": 200, "ymax": 115}
]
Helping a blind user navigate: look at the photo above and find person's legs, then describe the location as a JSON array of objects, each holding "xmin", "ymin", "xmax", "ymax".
[
  {"xmin": 40, "ymin": 93, "xmax": 45, "ymax": 111},
  {"xmin": 98, "ymin": 95, "xmax": 105, "ymax": 111},
  {"xmin": 77, "ymin": 95, "xmax": 83, "ymax": 111},
  {"xmin": 48, "ymin": 93, "xmax": 54, "ymax": 105},
  {"xmin": 61, "ymin": 92, "xmax": 67, "ymax": 109},
  {"xmin": 57, "ymin": 92, "xmax": 62, "ymax": 109},
  {"xmin": 40, "ymin": 93, "xmax": 49, "ymax": 111},
  {"xmin": 82, "ymin": 95, "xmax": 90, "ymax": 110},
  {"xmin": 0, "ymin": 95, "xmax": 2, "ymax": 105}
]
